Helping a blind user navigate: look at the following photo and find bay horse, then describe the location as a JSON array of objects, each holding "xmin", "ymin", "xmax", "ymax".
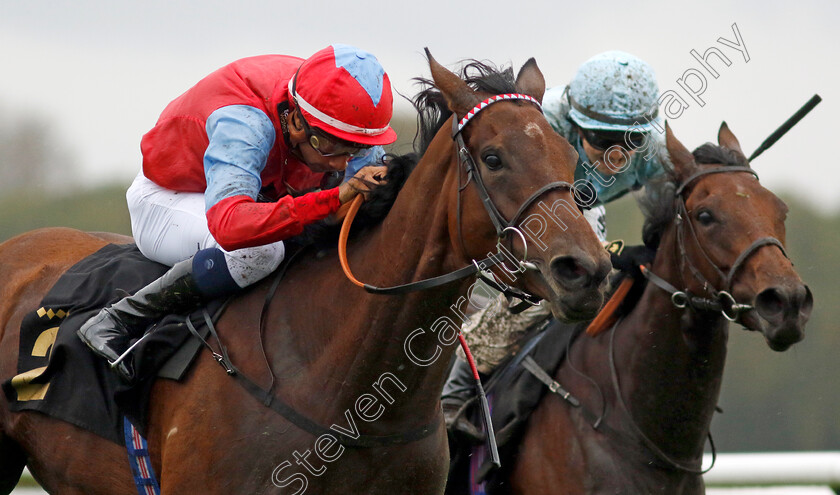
[
  {"xmin": 472, "ymin": 123, "xmax": 812, "ymax": 494},
  {"xmin": 0, "ymin": 53, "xmax": 611, "ymax": 494}
]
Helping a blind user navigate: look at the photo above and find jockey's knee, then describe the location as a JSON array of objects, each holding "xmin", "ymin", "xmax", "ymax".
[
  {"xmin": 222, "ymin": 242, "xmax": 286, "ymax": 287},
  {"xmin": 192, "ymin": 242, "xmax": 285, "ymax": 298}
]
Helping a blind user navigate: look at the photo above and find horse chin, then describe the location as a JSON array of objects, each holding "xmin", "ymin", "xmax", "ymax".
[
  {"xmin": 739, "ymin": 309, "xmax": 805, "ymax": 352},
  {"xmin": 547, "ymin": 290, "xmax": 604, "ymax": 323},
  {"xmin": 522, "ymin": 269, "xmax": 605, "ymax": 322}
]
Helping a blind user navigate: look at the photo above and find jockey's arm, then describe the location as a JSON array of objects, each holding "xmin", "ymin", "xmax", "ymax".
[{"xmin": 202, "ymin": 105, "xmax": 341, "ymax": 252}]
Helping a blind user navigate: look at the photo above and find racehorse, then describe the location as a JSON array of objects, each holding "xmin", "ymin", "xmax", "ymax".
[
  {"xmin": 472, "ymin": 123, "xmax": 812, "ymax": 494},
  {"xmin": 0, "ymin": 53, "xmax": 611, "ymax": 494}
]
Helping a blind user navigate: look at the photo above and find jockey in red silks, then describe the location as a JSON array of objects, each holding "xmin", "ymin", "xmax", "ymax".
[{"xmin": 78, "ymin": 44, "xmax": 397, "ymax": 381}]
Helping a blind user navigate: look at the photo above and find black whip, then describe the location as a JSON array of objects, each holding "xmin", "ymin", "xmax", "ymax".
[{"xmin": 748, "ymin": 94, "xmax": 822, "ymax": 162}]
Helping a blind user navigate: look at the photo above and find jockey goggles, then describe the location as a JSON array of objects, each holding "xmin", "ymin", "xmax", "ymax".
[
  {"xmin": 296, "ymin": 108, "xmax": 371, "ymax": 158},
  {"xmin": 581, "ymin": 127, "xmax": 646, "ymax": 152}
]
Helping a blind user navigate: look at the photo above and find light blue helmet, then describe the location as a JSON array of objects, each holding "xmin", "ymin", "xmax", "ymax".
[{"xmin": 567, "ymin": 50, "xmax": 662, "ymax": 133}]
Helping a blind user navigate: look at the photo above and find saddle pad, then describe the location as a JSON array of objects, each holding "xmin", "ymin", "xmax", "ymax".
[{"xmin": 1, "ymin": 243, "xmax": 218, "ymax": 445}]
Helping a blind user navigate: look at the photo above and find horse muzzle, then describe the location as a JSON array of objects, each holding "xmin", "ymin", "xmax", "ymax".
[
  {"xmin": 741, "ymin": 282, "xmax": 813, "ymax": 351},
  {"xmin": 541, "ymin": 250, "xmax": 611, "ymax": 321}
]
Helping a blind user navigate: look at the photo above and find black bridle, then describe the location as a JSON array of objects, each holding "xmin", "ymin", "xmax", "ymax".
[
  {"xmin": 451, "ymin": 112, "xmax": 575, "ymax": 245},
  {"xmin": 448, "ymin": 94, "xmax": 577, "ymax": 307},
  {"xmin": 642, "ymin": 166, "xmax": 789, "ymax": 321},
  {"xmin": 359, "ymin": 93, "xmax": 573, "ymax": 306}
]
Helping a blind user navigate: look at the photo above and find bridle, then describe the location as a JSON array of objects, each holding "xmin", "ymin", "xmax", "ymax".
[
  {"xmin": 340, "ymin": 93, "xmax": 574, "ymax": 307},
  {"xmin": 452, "ymin": 94, "xmax": 574, "ymax": 252},
  {"xmin": 333, "ymin": 92, "xmax": 575, "ymax": 459},
  {"xmin": 548, "ymin": 167, "xmax": 785, "ymax": 475},
  {"xmin": 192, "ymin": 92, "xmax": 581, "ymax": 451},
  {"xmin": 603, "ymin": 166, "xmax": 786, "ymax": 474},
  {"xmin": 450, "ymin": 93, "xmax": 577, "ymax": 305},
  {"xmin": 642, "ymin": 166, "xmax": 789, "ymax": 322}
]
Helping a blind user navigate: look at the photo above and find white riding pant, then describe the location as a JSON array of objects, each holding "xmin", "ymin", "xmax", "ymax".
[
  {"xmin": 126, "ymin": 172, "xmax": 285, "ymax": 288},
  {"xmin": 583, "ymin": 205, "xmax": 607, "ymax": 243}
]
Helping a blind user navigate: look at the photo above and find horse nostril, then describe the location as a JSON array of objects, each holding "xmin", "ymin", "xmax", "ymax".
[
  {"xmin": 595, "ymin": 255, "xmax": 611, "ymax": 286},
  {"xmin": 551, "ymin": 256, "xmax": 590, "ymax": 287},
  {"xmin": 755, "ymin": 287, "xmax": 786, "ymax": 321},
  {"xmin": 797, "ymin": 285, "xmax": 814, "ymax": 317}
]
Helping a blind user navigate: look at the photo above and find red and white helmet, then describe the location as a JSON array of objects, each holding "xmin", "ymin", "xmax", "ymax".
[{"xmin": 290, "ymin": 44, "xmax": 397, "ymax": 146}]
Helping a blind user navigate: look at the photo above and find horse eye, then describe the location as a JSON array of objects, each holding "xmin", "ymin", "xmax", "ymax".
[
  {"xmin": 483, "ymin": 153, "xmax": 503, "ymax": 170},
  {"xmin": 697, "ymin": 210, "xmax": 715, "ymax": 225}
]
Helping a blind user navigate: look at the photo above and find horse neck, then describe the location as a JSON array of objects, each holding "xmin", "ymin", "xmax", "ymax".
[
  {"xmin": 610, "ymin": 225, "xmax": 729, "ymax": 460},
  {"xmin": 285, "ymin": 129, "xmax": 471, "ymax": 422}
]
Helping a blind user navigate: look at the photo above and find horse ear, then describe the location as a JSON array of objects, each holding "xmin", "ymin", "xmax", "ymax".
[
  {"xmin": 717, "ymin": 121, "xmax": 747, "ymax": 159},
  {"xmin": 515, "ymin": 58, "xmax": 546, "ymax": 104},
  {"xmin": 425, "ymin": 48, "xmax": 481, "ymax": 118},
  {"xmin": 665, "ymin": 122, "xmax": 697, "ymax": 179}
]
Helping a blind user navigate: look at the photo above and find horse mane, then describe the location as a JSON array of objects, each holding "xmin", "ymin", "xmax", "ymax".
[
  {"xmin": 639, "ymin": 142, "xmax": 750, "ymax": 248},
  {"xmin": 298, "ymin": 60, "xmax": 518, "ymax": 247},
  {"xmin": 410, "ymin": 60, "xmax": 518, "ymax": 154}
]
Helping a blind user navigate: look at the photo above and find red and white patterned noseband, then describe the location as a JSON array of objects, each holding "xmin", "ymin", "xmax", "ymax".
[{"xmin": 455, "ymin": 93, "xmax": 542, "ymax": 134}]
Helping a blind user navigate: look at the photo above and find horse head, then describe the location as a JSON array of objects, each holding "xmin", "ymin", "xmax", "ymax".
[
  {"xmin": 426, "ymin": 51, "xmax": 611, "ymax": 321},
  {"xmin": 663, "ymin": 123, "xmax": 812, "ymax": 350}
]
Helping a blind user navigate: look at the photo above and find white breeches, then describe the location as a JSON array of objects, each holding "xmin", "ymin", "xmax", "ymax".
[
  {"xmin": 583, "ymin": 205, "xmax": 607, "ymax": 243},
  {"xmin": 126, "ymin": 172, "xmax": 285, "ymax": 288}
]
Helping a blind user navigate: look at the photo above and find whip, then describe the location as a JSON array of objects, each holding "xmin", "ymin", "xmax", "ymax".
[{"xmin": 749, "ymin": 94, "xmax": 821, "ymax": 162}]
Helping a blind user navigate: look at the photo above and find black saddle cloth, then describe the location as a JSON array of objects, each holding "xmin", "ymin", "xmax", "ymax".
[{"xmin": 2, "ymin": 243, "xmax": 219, "ymax": 445}]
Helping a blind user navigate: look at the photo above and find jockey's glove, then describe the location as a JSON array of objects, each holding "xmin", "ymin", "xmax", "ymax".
[{"xmin": 606, "ymin": 240, "xmax": 656, "ymax": 279}]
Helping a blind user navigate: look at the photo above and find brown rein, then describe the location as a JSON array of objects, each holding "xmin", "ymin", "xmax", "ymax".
[{"xmin": 338, "ymin": 195, "xmax": 366, "ymax": 288}]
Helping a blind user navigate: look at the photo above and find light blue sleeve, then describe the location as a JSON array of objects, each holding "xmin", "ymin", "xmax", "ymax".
[
  {"xmin": 344, "ymin": 146, "xmax": 386, "ymax": 181},
  {"xmin": 632, "ymin": 129, "xmax": 669, "ymax": 187},
  {"xmin": 541, "ymin": 86, "xmax": 575, "ymax": 139},
  {"xmin": 204, "ymin": 105, "xmax": 276, "ymax": 211}
]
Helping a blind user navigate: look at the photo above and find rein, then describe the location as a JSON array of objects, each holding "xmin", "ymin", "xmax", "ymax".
[
  {"xmin": 185, "ymin": 248, "xmax": 442, "ymax": 448},
  {"xmin": 334, "ymin": 92, "xmax": 570, "ymax": 465},
  {"xmin": 521, "ymin": 319, "xmax": 716, "ymax": 474},
  {"xmin": 588, "ymin": 165, "xmax": 783, "ymax": 474},
  {"xmin": 338, "ymin": 195, "xmax": 508, "ymax": 295},
  {"xmin": 607, "ymin": 319, "xmax": 717, "ymax": 474},
  {"xmin": 520, "ymin": 166, "xmax": 787, "ymax": 477},
  {"xmin": 643, "ymin": 166, "xmax": 789, "ymax": 321},
  {"xmin": 337, "ymin": 93, "xmax": 567, "ymax": 302}
]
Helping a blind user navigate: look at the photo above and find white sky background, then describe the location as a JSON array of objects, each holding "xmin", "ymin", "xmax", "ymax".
[{"xmin": 1, "ymin": 0, "xmax": 837, "ymax": 211}]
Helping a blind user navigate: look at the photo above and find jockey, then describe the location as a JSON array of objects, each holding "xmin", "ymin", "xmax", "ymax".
[
  {"xmin": 442, "ymin": 50, "xmax": 669, "ymax": 441},
  {"xmin": 78, "ymin": 44, "xmax": 396, "ymax": 381}
]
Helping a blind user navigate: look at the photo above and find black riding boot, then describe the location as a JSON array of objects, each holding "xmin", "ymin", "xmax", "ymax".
[
  {"xmin": 441, "ymin": 357, "xmax": 485, "ymax": 443},
  {"xmin": 77, "ymin": 258, "xmax": 205, "ymax": 382}
]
